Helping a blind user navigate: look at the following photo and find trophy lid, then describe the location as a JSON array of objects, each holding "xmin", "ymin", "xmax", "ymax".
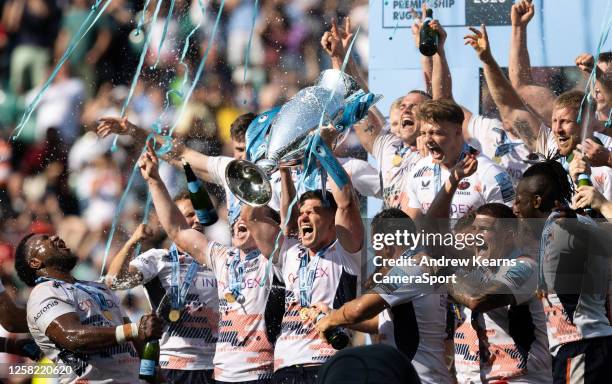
[{"xmin": 316, "ymin": 69, "xmax": 360, "ymax": 99}]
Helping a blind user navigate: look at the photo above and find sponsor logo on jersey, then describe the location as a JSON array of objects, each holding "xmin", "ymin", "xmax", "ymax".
[{"xmin": 34, "ymin": 300, "xmax": 59, "ymax": 322}]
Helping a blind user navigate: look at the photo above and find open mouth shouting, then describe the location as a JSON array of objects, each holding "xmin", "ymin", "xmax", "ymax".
[
  {"xmin": 299, "ymin": 222, "xmax": 315, "ymax": 244},
  {"xmin": 427, "ymin": 142, "xmax": 444, "ymax": 161},
  {"xmin": 233, "ymin": 221, "xmax": 249, "ymax": 241},
  {"xmin": 555, "ymin": 134, "xmax": 573, "ymax": 155}
]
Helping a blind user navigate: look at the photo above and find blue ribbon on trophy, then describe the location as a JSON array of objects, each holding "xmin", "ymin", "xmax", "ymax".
[{"xmin": 224, "ymin": 69, "xmax": 382, "ymax": 208}]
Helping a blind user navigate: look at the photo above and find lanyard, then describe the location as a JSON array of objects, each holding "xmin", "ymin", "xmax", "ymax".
[
  {"xmin": 298, "ymin": 242, "xmax": 333, "ymax": 307},
  {"xmin": 433, "ymin": 143, "xmax": 473, "ymax": 195},
  {"xmin": 168, "ymin": 244, "xmax": 199, "ymax": 309},
  {"xmin": 35, "ymin": 277, "xmax": 110, "ymax": 313},
  {"xmin": 227, "ymin": 248, "xmax": 260, "ymax": 299}
]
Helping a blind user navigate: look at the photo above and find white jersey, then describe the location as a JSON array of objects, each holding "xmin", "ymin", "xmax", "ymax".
[
  {"xmin": 27, "ymin": 280, "xmax": 139, "ymax": 383},
  {"xmin": 453, "ymin": 255, "xmax": 552, "ymax": 383},
  {"xmin": 372, "ymin": 132, "xmax": 421, "ymax": 212},
  {"xmin": 466, "ymin": 115, "xmax": 530, "ymax": 184},
  {"xmin": 407, "ymin": 154, "xmax": 515, "ymax": 219},
  {"xmin": 371, "ymin": 255, "xmax": 452, "ymax": 384},
  {"xmin": 274, "ymin": 238, "xmax": 361, "ymax": 370},
  {"xmin": 129, "ymin": 248, "xmax": 219, "ymax": 370},
  {"xmin": 204, "ymin": 241, "xmax": 275, "ymax": 382},
  {"xmin": 540, "ymin": 219, "xmax": 612, "ymax": 355},
  {"xmin": 537, "ymin": 125, "xmax": 612, "ymax": 201},
  {"xmin": 207, "ymin": 156, "xmax": 379, "ymax": 213}
]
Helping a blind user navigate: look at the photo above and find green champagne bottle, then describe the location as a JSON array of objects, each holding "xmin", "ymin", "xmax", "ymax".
[
  {"xmin": 315, "ymin": 313, "xmax": 349, "ymax": 350},
  {"xmin": 182, "ymin": 159, "xmax": 218, "ymax": 226},
  {"xmin": 419, "ymin": 9, "xmax": 438, "ymax": 57},
  {"xmin": 139, "ymin": 340, "xmax": 159, "ymax": 382}
]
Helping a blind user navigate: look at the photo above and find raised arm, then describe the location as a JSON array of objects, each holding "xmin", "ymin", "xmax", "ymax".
[
  {"xmin": 329, "ymin": 156, "xmax": 364, "ymax": 253},
  {"xmin": 509, "ymin": 0, "xmax": 555, "ymax": 126},
  {"xmin": 279, "ymin": 167, "xmax": 299, "ymax": 236},
  {"xmin": 576, "ymin": 53, "xmax": 612, "ymax": 112},
  {"xmin": 320, "ymin": 18, "xmax": 385, "ymax": 154},
  {"xmin": 466, "ymin": 24, "xmax": 542, "ymax": 151},
  {"xmin": 139, "ymin": 142, "xmax": 210, "ymax": 264},
  {"xmin": 97, "ymin": 117, "xmax": 217, "ymax": 183},
  {"xmin": 241, "ymin": 205, "xmax": 283, "ymax": 263},
  {"xmin": 104, "ymin": 224, "xmax": 152, "ymax": 290},
  {"xmin": 411, "ymin": 6, "xmax": 433, "ymax": 95}
]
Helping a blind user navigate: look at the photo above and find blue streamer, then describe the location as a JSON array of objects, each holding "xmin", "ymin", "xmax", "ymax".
[
  {"xmin": 243, "ymin": 0, "xmax": 260, "ymax": 82},
  {"xmin": 131, "ymin": 192, "xmax": 153, "ymax": 261},
  {"xmin": 577, "ymin": 9, "xmax": 612, "ymax": 124},
  {"xmin": 101, "ymin": 135, "xmax": 156, "ymax": 277},
  {"xmin": 168, "ymin": 0, "xmax": 226, "ymax": 137},
  {"xmin": 135, "ymin": 0, "xmax": 153, "ymax": 36},
  {"xmin": 12, "ymin": 0, "xmax": 113, "ymax": 141},
  {"xmin": 112, "ymin": 0, "xmax": 165, "ymax": 152},
  {"xmin": 153, "ymin": 0, "xmax": 176, "ymax": 68}
]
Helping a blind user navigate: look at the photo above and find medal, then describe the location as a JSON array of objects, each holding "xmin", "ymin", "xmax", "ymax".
[
  {"xmin": 169, "ymin": 309, "xmax": 180, "ymax": 322},
  {"xmin": 392, "ymin": 154, "xmax": 402, "ymax": 167},
  {"xmin": 225, "ymin": 292, "xmax": 236, "ymax": 303},
  {"xmin": 102, "ymin": 310, "xmax": 113, "ymax": 321},
  {"xmin": 492, "ymin": 156, "xmax": 501, "ymax": 164},
  {"xmin": 299, "ymin": 307, "xmax": 311, "ymax": 321}
]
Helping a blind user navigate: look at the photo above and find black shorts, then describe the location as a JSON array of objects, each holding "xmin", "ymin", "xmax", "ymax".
[
  {"xmin": 271, "ymin": 365, "xmax": 320, "ymax": 384},
  {"xmin": 215, "ymin": 378, "xmax": 272, "ymax": 384},
  {"xmin": 162, "ymin": 368, "xmax": 214, "ymax": 384},
  {"xmin": 553, "ymin": 336, "xmax": 612, "ymax": 384}
]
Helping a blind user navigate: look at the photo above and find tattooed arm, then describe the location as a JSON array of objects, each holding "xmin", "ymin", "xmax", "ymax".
[
  {"xmin": 509, "ymin": 0, "xmax": 556, "ymax": 126},
  {"xmin": 465, "ymin": 24, "xmax": 541, "ymax": 152}
]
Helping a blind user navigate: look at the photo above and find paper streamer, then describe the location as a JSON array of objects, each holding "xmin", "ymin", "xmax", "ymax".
[
  {"xmin": 153, "ymin": 0, "xmax": 176, "ymax": 68},
  {"xmin": 243, "ymin": 0, "xmax": 260, "ymax": 82},
  {"xmin": 112, "ymin": 0, "xmax": 165, "ymax": 152},
  {"xmin": 12, "ymin": 0, "xmax": 113, "ymax": 141}
]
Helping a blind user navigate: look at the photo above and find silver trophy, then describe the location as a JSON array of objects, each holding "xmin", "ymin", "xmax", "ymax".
[{"xmin": 225, "ymin": 69, "xmax": 380, "ymax": 207}]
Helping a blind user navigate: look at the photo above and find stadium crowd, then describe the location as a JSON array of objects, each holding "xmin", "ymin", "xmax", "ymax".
[{"xmin": 0, "ymin": 0, "xmax": 612, "ymax": 383}]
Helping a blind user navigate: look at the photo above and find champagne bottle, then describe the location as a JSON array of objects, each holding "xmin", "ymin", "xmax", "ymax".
[
  {"xmin": 138, "ymin": 340, "xmax": 159, "ymax": 382},
  {"xmin": 315, "ymin": 313, "xmax": 349, "ymax": 350},
  {"xmin": 419, "ymin": 9, "xmax": 438, "ymax": 57},
  {"xmin": 182, "ymin": 158, "xmax": 218, "ymax": 226}
]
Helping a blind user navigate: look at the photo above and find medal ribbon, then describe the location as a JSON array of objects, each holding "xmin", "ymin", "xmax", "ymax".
[
  {"xmin": 227, "ymin": 248, "xmax": 260, "ymax": 300},
  {"xmin": 298, "ymin": 243, "xmax": 333, "ymax": 307},
  {"xmin": 169, "ymin": 244, "xmax": 181, "ymax": 311},
  {"xmin": 169, "ymin": 244, "xmax": 200, "ymax": 309}
]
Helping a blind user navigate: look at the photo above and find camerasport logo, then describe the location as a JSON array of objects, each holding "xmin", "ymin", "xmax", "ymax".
[{"xmin": 457, "ymin": 181, "xmax": 471, "ymax": 190}]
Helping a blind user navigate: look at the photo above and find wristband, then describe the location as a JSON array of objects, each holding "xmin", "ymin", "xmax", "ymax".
[{"xmin": 115, "ymin": 323, "xmax": 138, "ymax": 343}]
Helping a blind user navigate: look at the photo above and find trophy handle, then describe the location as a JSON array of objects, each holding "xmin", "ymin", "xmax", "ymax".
[{"xmin": 225, "ymin": 160, "xmax": 273, "ymax": 207}]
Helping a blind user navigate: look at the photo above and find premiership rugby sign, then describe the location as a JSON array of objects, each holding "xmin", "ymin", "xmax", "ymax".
[{"xmin": 382, "ymin": 0, "xmax": 511, "ymax": 29}]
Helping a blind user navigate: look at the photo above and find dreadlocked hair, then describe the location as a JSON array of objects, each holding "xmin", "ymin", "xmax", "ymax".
[{"xmin": 522, "ymin": 160, "xmax": 574, "ymax": 210}]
